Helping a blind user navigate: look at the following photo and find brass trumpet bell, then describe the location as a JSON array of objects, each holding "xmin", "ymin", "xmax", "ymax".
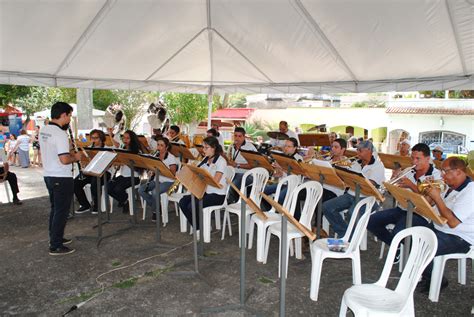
[{"xmin": 417, "ymin": 179, "xmax": 446, "ymax": 195}]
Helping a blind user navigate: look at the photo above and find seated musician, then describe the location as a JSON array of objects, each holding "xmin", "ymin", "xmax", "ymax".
[
  {"xmin": 179, "ymin": 136, "xmax": 227, "ymax": 231},
  {"xmin": 320, "ymin": 132, "xmax": 337, "ymax": 152},
  {"xmin": 138, "ymin": 136, "xmax": 177, "ymax": 221},
  {"xmin": 262, "ymin": 137, "xmax": 303, "ymax": 210},
  {"xmin": 270, "ymin": 121, "xmax": 299, "ymax": 149},
  {"xmin": 107, "ymin": 130, "xmax": 144, "ymax": 213},
  {"xmin": 0, "ymin": 157, "xmax": 22, "ymax": 205},
  {"xmin": 167, "ymin": 125, "xmax": 185, "ymax": 144},
  {"xmin": 417, "ymin": 157, "xmax": 473, "ymax": 294},
  {"xmin": 226, "ymin": 127, "xmax": 258, "ymax": 203},
  {"xmin": 395, "ymin": 139, "xmax": 411, "ymax": 156},
  {"xmin": 432, "ymin": 145, "xmax": 444, "ymax": 162},
  {"xmin": 367, "ymin": 143, "xmax": 442, "ymax": 257},
  {"xmin": 75, "ymin": 129, "xmax": 109, "ymax": 214},
  {"xmin": 323, "ymin": 140, "xmax": 385, "ymax": 237}
]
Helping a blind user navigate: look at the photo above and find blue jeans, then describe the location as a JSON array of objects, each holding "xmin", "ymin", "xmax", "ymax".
[
  {"xmin": 138, "ymin": 181, "xmax": 173, "ymax": 212},
  {"xmin": 261, "ymin": 183, "xmax": 287, "ymax": 211},
  {"xmin": 228, "ymin": 173, "xmax": 253, "ymax": 203},
  {"xmin": 323, "ymin": 193, "xmax": 378, "ymax": 237},
  {"xmin": 367, "ymin": 206, "xmax": 429, "ymax": 245},
  {"xmin": 179, "ymin": 193, "xmax": 225, "ymax": 230},
  {"xmin": 422, "ymin": 224, "xmax": 471, "ymax": 279},
  {"xmin": 44, "ymin": 177, "xmax": 74, "ymax": 250}
]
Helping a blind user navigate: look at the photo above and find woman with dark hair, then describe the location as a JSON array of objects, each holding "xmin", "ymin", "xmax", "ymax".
[
  {"xmin": 179, "ymin": 136, "xmax": 227, "ymax": 231},
  {"xmin": 32, "ymin": 125, "xmax": 42, "ymax": 167},
  {"xmin": 138, "ymin": 136, "xmax": 178, "ymax": 221},
  {"xmin": 108, "ymin": 130, "xmax": 143, "ymax": 213}
]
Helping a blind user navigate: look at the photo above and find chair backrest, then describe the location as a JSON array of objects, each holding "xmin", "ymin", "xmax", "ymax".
[
  {"xmin": 288, "ymin": 181, "xmax": 323, "ymax": 228},
  {"xmin": 269, "ymin": 174, "xmax": 302, "ymax": 213},
  {"xmin": 248, "ymin": 167, "xmax": 270, "ymax": 205},
  {"xmin": 376, "ymin": 227, "xmax": 437, "ymax": 299},
  {"xmin": 223, "ymin": 165, "xmax": 236, "ymax": 201},
  {"xmin": 343, "ymin": 197, "xmax": 376, "ymax": 253}
]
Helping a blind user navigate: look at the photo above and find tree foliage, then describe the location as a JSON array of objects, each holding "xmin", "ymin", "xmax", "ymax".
[
  {"xmin": 93, "ymin": 89, "xmax": 120, "ymax": 111},
  {"xmin": 162, "ymin": 92, "xmax": 214, "ymax": 126},
  {"xmin": 113, "ymin": 90, "xmax": 157, "ymax": 131},
  {"xmin": 0, "ymin": 84, "xmax": 30, "ymax": 106}
]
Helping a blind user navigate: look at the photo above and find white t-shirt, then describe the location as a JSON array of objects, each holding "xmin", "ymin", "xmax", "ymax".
[
  {"xmin": 270, "ymin": 129, "xmax": 299, "ymax": 148},
  {"xmin": 217, "ymin": 133, "xmax": 225, "ymax": 149},
  {"xmin": 228, "ymin": 141, "xmax": 258, "ymax": 174},
  {"xmin": 399, "ymin": 164, "xmax": 443, "ymax": 211},
  {"xmin": 39, "ymin": 124, "xmax": 72, "ymax": 178},
  {"xmin": 434, "ymin": 179, "xmax": 474, "ymax": 245},
  {"xmin": 16, "ymin": 135, "xmax": 30, "ymax": 151},
  {"xmin": 157, "ymin": 152, "xmax": 178, "ymax": 183},
  {"xmin": 347, "ymin": 155, "xmax": 386, "ymax": 197},
  {"xmin": 198, "ymin": 155, "xmax": 227, "ymax": 195}
]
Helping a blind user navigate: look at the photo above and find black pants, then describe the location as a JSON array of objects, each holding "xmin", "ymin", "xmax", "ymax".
[
  {"xmin": 1, "ymin": 168, "xmax": 19, "ymax": 199},
  {"xmin": 74, "ymin": 172, "xmax": 111, "ymax": 208},
  {"xmin": 44, "ymin": 177, "xmax": 73, "ymax": 249},
  {"xmin": 179, "ymin": 193, "xmax": 225, "ymax": 230},
  {"xmin": 107, "ymin": 176, "xmax": 140, "ymax": 204}
]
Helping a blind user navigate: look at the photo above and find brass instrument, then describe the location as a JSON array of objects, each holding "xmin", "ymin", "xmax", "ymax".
[
  {"xmin": 417, "ymin": 179, "xmax": 447, "ymax": 195},
  {"xmin": 379, "ymin": 165, "xmax": 416, "ymax": 195},
  {"xmin": 166, "ymin": 179, "xmax": 181, "ymax": 195},
  {"xmin": 331, "ymin": 156, "xmax": 357, "ymax": 167}
]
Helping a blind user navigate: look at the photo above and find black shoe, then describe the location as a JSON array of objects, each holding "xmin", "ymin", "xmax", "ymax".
[
  {"xmin": 152, "ymin": 212, "xmax": 157, "ymax": 222},
  {"xmin": 75, "ymin": 205, "xmax": 90, "ymax": 214},
  {"xmin": 13, "ymin": 198, "xmax": 22, "ymax": 205},
  {"xmin": 49, "ymin": 246, "xmax": 75, "ymax": 256},
  {"xmin": 62, "ymin": 238, "xmax": 72, "ymax": 245},
  {"xmin": 91, "ymin": 208, "xmax": 98, "ymax": 215},
  {"xmin": 122, "ymin": 201, "xmax": 129, "ymax": 214}
]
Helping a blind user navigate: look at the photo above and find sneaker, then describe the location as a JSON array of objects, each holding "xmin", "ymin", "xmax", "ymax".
[
  {"xmin": 75, "ymin": 205, "xmax": 90, "ymax": 214},
  {"xmin": 62, "ymin": 238, "xmax": 72, "ymax": 245},
  {"xmin": 49, "ymin": 246, "xmax": 75, "ymax": 256},
  {"xmin": 91, "ymin": 208, "xmax": 98, "ymax": 215},
  {"xmin": 13, "ymin": 199, "xmax": 22, "ymax": 205}
]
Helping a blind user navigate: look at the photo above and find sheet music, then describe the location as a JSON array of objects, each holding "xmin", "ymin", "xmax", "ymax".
[{"xmin": 83, "ymin": 151, "xmax": 117, "ymax": 175}]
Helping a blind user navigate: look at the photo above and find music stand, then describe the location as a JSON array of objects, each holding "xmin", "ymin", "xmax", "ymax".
[
  {"xmin": 201, "ymin": 181, "xmax": 265, "ymax": 315},
  {"xmin": 383, "ymin": 183, "xmax": 447, "ymax": 268},
  {"xmin": 301, "ymin": 162, "xmax": 345, "ymax": 238},
  {"xmin": 137, "ymin": 135, "xmax": 151, "ymax": 154},
  {"xmin": 173, "ymin": 164, "xmax": 222, "ymax": 278},
  {"xmin": 170, "ymin": 142, "xmax": 197, "ymax": 162},
  {"xmin": 137, "ymin": 153, "xmax": 176, "ymax": 248},
  {"xmin": 335, "ymin": 167, "xmax": 385, "ymax": 203},
  {"xmin": 240, "ymin": 149, "xmax": 274, "ymax": 173},
  {"xmin": 298, "ymin": 133, "xmax": 330, "ymax": 147},
  {"xmin": 345, "ymin": 149, "xmax": 358, "ymax": 158},
  {"xmin": 261, "ymin": 193, "xmax": 316, "ymax": 316},
  {"xmin": 378, "ymin": 153, "xmax": 412, "ymax": 170},
  {"xmin": 271, "ymin": 151, "xmax": 305, "ymax": 176}
]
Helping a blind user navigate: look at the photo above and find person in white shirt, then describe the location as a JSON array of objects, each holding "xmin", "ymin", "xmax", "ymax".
[
  {"xmin": 6, "ymin": 134, "xmax": 18, "ymax": 166},
  {"xmin": 211, "ymin": 123, "xmax": 225, "ymax": 148},
  {"xmin": 40, "ymin": 102, "xmax": 82, "ymax": 256},
  {"xmin": 226, "ymin": 127, "xmax": 258, "ymax": 202},
  {"xmin": 417, "ymin": 157, "xmax": 473, "ymax": 294},
  {"xmin": 368, "ymin": 143, "xmax": 442, "ymax": 249},
  {"xmin": 179, "ymin": 136, "xmax": 228, "ymax": 230},
  {"xmin": 138, "ymin": 136, "xmax": 177, "ymax": 221},
  {"xmin": 167, "ymin": 125, "xmax": 184, "ymax": 144},
  {"xmin": 207, "ymin": 128, "xmax": 225, "ymax": 149},
  {"xmin": 14, "ymin": 130, "xmax": 31, "ymax": 168},
  {"xmin": 323, "ymin": 140, "xmax": 385, "ymax": 237},
  {"xmin": 270, "ymin": 121, "xmax": 299, "ymax": 149},
  {"xmin": 0, "ymin": 156, "xmax": 22, "ymax": 205}
]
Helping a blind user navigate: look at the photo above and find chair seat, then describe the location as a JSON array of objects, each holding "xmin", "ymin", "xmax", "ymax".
[
  {"xmin": 168, "ymin": 192, "xmax": 189, "ymax": 203},
  {"xmin": 252, "ymin": 212, "xmax": 281, "ymax": 224},
  {"xmin": 344, "ymin": 284, "xmax": 405, "ymax": 314},
  {"xmin": 268, "ymin": 222, "xmax": 302, "ymax": 237},
  {"xmin": 311, "ymin": 238, "xmax": 353, "ymax": 259}
]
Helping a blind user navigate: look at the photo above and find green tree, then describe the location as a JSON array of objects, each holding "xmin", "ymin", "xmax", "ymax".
[
  {"xmin": 0, "ymin": 84, "xmax": 30, "ymax": 106},
  {"xmin": 93, "ymin": 89, "xmax": 120, "ymax": 111},
  {"xmin": 114, "ymin": 90, "xmax": 157, "ymax": 131},
  {"xmin": 15, "ymin": 86, "xmax": 68, "ymax": 125},
  {"xmin": 162, "ymin": 92, "xmax": 214, "ymax": 126}
]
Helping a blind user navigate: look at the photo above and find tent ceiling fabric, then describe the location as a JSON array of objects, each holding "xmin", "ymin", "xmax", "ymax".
[{"xmin": 0, "ymin": 0, "xmax": 472, "ymax": 94}]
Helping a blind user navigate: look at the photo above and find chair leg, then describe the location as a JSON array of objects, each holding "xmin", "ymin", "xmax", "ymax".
[
  {"xmin": 310, "ymin": 250, "xmax": 324, "ymax": 301},
  {"xmin": 458, "ymin": 258, "xmax": 467, "ymax": 285},
  {"xmin": 352, "ymin": 252, "xmax": 362, "ymax": 285},
  {"xmin": 360, "ymin": 230, "xmax": 367, "ymax": 251},
  {"xmin": 284, "ymin": 239, "xmax": 290, "ymax": 278},
  {"xmin": 379, "ymin": 242, "xmax": 385, "ymax": 259},
  {"xmin": 179, "ymin": 210, "xmax": 188, "ymax": 233},
  {"xmin": 429, "ymin": 256, "xmax": 447, "ymax": 302},
  {"xmin": 248, "ymin": 217, "xmax": 255, "ymax": 249},
  {"xmin": 295, "ymin": 238, "xmax": 303, "ymax": 260},
  {"xmin": 215, "ymin": 208, "xmax": 221, "ymax": 230},
  {"xmin": 142, "ymin": 198, "xmax": 147, "ymax": 220},
  {"xmin": 339, "ymin": 296, "xmax": 348, "ymax": 317},
  {"xmin": 256, "ymin": 223, "xmax": 267, "ymax": 263},
  {"xmin": 263, "ymin": 230, "xmax": 272, "ymax": 264},
  {"xmin": 203, "ymin": 209, "xmax": 212, "ymax": 243}
]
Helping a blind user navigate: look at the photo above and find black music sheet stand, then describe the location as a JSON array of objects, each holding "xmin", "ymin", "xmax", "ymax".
[
  {"xmin": 261, "ymin": 193, "xmax": 316, "ymax": 317},
  {"xmin": 271, "ymin": 151, "xmax": 305, "ymax": 176},
  {"xmin": 301, "ymin": 161, "xmax": 346, "ymax": 238},
  {"xmin": 383, "ymin": 183, "xmax": 446, "ymax": 269},
  {"xmin": 201, "ymin": 181, "xmax": 266, "ymax": 315},
  {"xmin": 240, "ymin": 149, "xmax": 274, "ymax": 173}
]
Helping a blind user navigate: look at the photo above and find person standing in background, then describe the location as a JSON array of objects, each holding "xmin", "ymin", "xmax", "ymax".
[{"xmin": 14, "ymin": 130, "xmax": 31, "ymax": 168}]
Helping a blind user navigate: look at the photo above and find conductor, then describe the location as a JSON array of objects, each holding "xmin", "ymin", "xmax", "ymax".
[{"xmin": 39, "ymin": 102, "xmax": 82, "ymax": 256}]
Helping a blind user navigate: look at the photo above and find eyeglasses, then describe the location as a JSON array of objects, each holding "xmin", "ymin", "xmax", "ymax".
[{"xmin": 441, "ymin": 168, "xmax": 457, "ymax": 174}]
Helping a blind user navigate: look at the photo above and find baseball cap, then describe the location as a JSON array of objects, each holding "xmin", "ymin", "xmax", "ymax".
[
  {"xmin": 357, "ymin": 140, "xmax": 375, "ymax": 152},
  {"xmin": 433, "ymin": 145, "xmax": 443, "ymax": 152},
  {"xmin": 399, "ymin": 139, "xmax": 410, "ymax": 146}
]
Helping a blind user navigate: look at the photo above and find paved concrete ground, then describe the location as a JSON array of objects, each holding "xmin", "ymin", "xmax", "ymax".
[{"xmin": 0, "ymin": 165, "xmax": 472, "ymax": 316}]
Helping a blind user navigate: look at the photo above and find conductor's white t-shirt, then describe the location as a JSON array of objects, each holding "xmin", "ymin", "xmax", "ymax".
[{"xmin": 39, "ymin": 123, "xmax": 72, "ymax": 178}]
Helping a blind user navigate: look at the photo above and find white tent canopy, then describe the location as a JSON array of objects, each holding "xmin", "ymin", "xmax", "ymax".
[{"xmin": 0, "ymin": 0, "xmax": 472, "ymax": 94}]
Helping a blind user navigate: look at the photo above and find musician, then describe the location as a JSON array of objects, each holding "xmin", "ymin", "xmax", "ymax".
[
  {"xmin": 270, "ymin": 121, "xmax": 299, "ymax": 148},
  {"xmin": 211, "ymin": 123, "xmax": 225, "ymax": 148},
  {"xmin": 107, "ymin": 130, "xmax": 142, "ymax": 213},
  {"xmin": 226, "ymin": 127, "xmax": 258, "ymax": 202},
  {"xmin": 0, "ymin": 158, "xmax": 22, "ymax": 205},
  {"xmin": 167, "ymin": 125, "xmax": 184, "ymax": 144},
  {"xmin": 367, "ymin": 143, "xmax": 442, "ymax": 254},
  {"xmin": 138, "ymin": 136, "xmax": 177, "ymax": 222},
  {"xmin": 262, "ymin": 137, "xmax": 302, "ymax": 210},
  {"xmin": 432, "ymin": 145, "xmax": 444, "ymax": 162},
  {"xmin": 417, "ymin": 157, "xmax": 473, "ymax": 294},
  {"xmin": 207, "ymin": 127, "xmax": 224, "ymax": 148},
  {"xmin": 320, "ymin": 132, "xmax": 337, "ymax": 152},
  {"xmin": 179, "ymin": 136, "xmax": 227, "ymax": 231},
  {"xmin": 323, "ymin": 140, "xmax": 385, "ymax": 237},
  {"xmin": 74, "ymin": 129, "xmax": 109, "ymax": 214},
  {"xmin": 348, "ymin": 137, "xmax": 358, "ymax": 150},
  {"xmin": 39, "ymin": 102, "xmax": 82, "ymax": 255},
  {"xmin": 395, "ymin": 139, "xmax": 411, "ymax": 157}
]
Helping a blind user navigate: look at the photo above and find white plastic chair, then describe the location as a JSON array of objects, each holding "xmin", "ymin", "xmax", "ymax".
[
  {"xmin": 263, "ymin": 181, "xmax": 323, "ymax": 278},
  {"xmin": 222, "ymin": 167, "xmax": 269, "ymax": 246},
  {"xmin": 378, "ymin": 224, "xmax": 404, "ymax": 273},
  {"xmin": 309, "ymin": 197, "xmax": 376, "ymax": 301},
  {"xmin": 202, "ymin": 166, "xmax": 235, "ymax": 243},
  {"xmin": 248, "ymin": 174, "xmax": 301, "ymax": 262},
  {"xmin": 3, "ymin": 181, "xmax": 11, "ymax": 203},
  {"xmin": 339, "ymin": 226, "xmax": 438, "ymax": 317},
  {"xmin": 429, "ymin": 245, "xmax": 474, "ymax": 302}
]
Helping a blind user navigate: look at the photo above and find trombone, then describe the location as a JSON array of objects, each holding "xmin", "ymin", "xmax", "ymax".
[{"xmin": 379, "ymin": 165, "xmax": 415, "ymax": 195}]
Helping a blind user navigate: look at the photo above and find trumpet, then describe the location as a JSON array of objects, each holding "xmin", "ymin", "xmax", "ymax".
[
  {"xmin": 417, "ymin": 179, "xmax": 447, "ymax": 195},
  {"xmin": 379, "ymin": 165, "xmax": 415, "ymax": 195},
  {"xmin": 331, "ymin": 156, "xmax": 358, "ymax": 167}
]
